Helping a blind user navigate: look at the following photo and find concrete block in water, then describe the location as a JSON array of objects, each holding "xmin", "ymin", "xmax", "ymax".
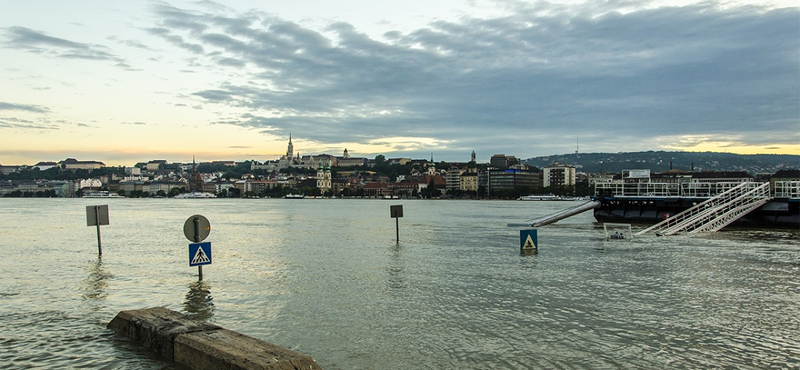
[
  {"xmin": 107, "ymin": 307, "xmax": 322, "ymax": 370},
  {"xmin": 176, "ymin": 328, "xmax": 321, "ymax": 370},
  {"xmin": 107, "ymin": 307, "xmax": 221, "ymax": 360}
]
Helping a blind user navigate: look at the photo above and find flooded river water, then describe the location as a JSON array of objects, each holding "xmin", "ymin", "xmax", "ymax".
[{"xmin": 1, "ymin": 198, "xmax": 798, "ymax": 369}]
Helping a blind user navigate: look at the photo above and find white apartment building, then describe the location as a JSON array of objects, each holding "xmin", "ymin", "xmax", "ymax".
[
  {"xmin": 445, "ymin": 167, "xmax": 464, "ymax": 191},
  {"xmin": 543, "ymin": 163, "xmax": 576, "ymax": 188}
]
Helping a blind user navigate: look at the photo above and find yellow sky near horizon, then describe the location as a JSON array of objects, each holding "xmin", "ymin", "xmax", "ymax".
[{"xmin": 2, "ymin": 135, "xmax": 798, "ymax": 168}]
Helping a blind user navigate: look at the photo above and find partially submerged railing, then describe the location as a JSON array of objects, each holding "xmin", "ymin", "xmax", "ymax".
[
  {"xmin": 596, "ymin": 180, "xmax": 800, "ymax": 199},
  {"xmin": 634, "ymin": 182, "xmax": 770, "ymax": 236}
]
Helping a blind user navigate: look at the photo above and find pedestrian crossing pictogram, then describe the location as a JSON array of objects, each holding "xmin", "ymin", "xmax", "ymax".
[{"xmin": 192, "ymin": 246, "xmax": 210, "ymax": 264}]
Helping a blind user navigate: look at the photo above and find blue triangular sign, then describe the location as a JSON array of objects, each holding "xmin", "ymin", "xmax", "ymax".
[{"xmin": 520, "ymin": 229, "xmax": 538, "ymax": 250}]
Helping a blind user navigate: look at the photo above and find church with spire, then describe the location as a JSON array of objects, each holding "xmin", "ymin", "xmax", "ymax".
[
  {"xmin": 283, "ymin": 134, "xmax": 295, "ymax": 160},
  {"xmin": 188, "ymin": 156, "xmax": 204, "ymax": 192},
  {"xmin": 251, "ymin": 134, "xmax": 367, "ymax": 172},
  {"xmin": 427, "ymin": 153, "xmax": 436, "ymax": 175},
  {"xmin": 316, "ymin": 158, "xmax": 332, "ymax": 193},
  {"xmin": 279, "ymin": 134, "xmax": 301, "ymax": 165}
]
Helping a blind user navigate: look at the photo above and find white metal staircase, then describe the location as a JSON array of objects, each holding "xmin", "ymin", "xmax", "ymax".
[{"xmin": 635, "ymin": 182, "xmax": 771, "ymax": 236}]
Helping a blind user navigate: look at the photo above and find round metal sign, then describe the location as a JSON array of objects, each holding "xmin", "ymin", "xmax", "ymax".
[{"xmin": 183, "ymin": 214, "xmax": 211, "ymax": 242}]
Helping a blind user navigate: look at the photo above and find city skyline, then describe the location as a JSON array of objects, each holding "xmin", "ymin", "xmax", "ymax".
[{"xmin": 1, "ymin": 0, "xmax": 798, "ymax": 167}]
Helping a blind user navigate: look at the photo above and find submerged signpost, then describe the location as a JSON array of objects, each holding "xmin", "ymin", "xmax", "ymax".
[
  {"xmin": 183, "ymin": 215, "xmax": 211, "ymax": 280},
  {"xmin": 390, "ymin": 205, "xmax": 403, "ymax": 243},
  {"xmin": 86, "ymin": 205, "xmax": 110, "ymax": 256}
]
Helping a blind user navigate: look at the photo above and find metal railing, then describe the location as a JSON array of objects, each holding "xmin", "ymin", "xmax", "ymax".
[
  {"xmin": 595, "ymin": 181, "xmax": 750, "ymax": 198},
  {"xmin": 635, "ymin": 182, "xmax": 770, "ymax": 236},
  {"xmin": 773, "ymin": 181, "xmax": 800, "ymax": 198},
  {"xmin": 596, "ymin": 180, "xmax": 800, "ymax": 199}
]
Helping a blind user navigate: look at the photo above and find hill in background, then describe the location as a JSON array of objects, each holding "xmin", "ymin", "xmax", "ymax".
[{"xmin": 524, "ymin": 151, "xmax": 799, "ymax": 175}]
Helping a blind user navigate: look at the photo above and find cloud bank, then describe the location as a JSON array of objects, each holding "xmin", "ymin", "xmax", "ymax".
[{"xmin": 144, "ymin": 1, "xmax": 799, "ymax": 159}]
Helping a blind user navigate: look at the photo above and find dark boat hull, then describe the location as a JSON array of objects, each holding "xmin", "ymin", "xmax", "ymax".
[{"xmin": 592, "ymin": 197, "xmax": 800, "ymax": 229}]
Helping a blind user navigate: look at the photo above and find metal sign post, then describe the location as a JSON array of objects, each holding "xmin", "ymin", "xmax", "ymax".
[
  {"xmin": 86, "ymin": 205, "xmax": 110, "ymax": 256},
  {"xmin": 390, "ymin": 205, "xmax": 403, "ymax": 243},
  {"xmin": 184, "ymin": 215, "xmax": 211, "ymax": 280}
]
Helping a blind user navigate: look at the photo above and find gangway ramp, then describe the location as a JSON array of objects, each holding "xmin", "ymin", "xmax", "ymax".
[
  {"xmin": 508, "ymin": 200, "xmax": 601, "ymax": 227},
  {"xmin": 635, "ymin": 182, "xmax": 771, "ymax": 236}
]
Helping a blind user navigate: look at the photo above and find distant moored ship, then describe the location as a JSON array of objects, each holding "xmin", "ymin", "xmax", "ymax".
[
  {"xmin": 173, "ymin": 192, "xmax": 216, "ymax": 199},
  {"xmin": 592, "ymin": 170, "xmax": 799, "ymax": 229}
]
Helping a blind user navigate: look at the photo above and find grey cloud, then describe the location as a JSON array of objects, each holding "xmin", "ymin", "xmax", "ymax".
[
  {"xmin": 163, "ymin": 18, "xmax": 209, "ymax": 34},
  {"xmin": 0, "ymin": 116, "xmax": 33, "ymax": 124},
  {"xmin": 5, "ymin": 26, "xmax": 127, "ymax": 64},
  {"xmin": 0, "ymin": 102, "xmax": 50, "ymax": 113},
  {"xmin": 201, "ymin": 33, "xmax": 250, "ymax": 55},
  {"xmin": 0, "ymin": 116, "xmax": 56, "ymax": 130},
  {"xmin": 115, "ymin": 62, "xmax": 142, "ymax": 71},
  {"xmin": 120, "ymin": 39, "xmax": 154, "ymax": 50},
  {"xmin": 151, "ymin": 3, "xmax": 209, "ymax": 32},
  {"xmin": 147, "ymin": 27, "xmax": 205, "ymax": 54},
  {"xmin": 6, "ymin": 26, "xmax": 86, "ymax": 49},
  {"xmin": 192, "ymin": 89, "xmax": 235, "ymax": 101},
  {"xmin": 217, "ymin": 57, "xmax": 245, "ymax": 67},
  {"xmin": 155, "ymin": 3, "xmax": 798, "ymax": 159}
]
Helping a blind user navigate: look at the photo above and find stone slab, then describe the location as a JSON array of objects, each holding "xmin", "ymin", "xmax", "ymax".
[
  {"xmin": 107, "ymin": 307, "xmax": 321, "ymax": 369},
  {"xmin": 175, "ymin": 328, "xmax": 322, "ymax": 370},
  {"xmin": 107, "ymin": 307, "xmax": 222, "ymax": 360}
]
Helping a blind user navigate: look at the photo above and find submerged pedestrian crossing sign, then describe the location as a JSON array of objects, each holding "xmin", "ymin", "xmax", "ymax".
[
  {"xmin": 189, "ymin": 242, "xmax": 212, "ymax": 266},
  {"xmin": 520, "ymin": 229, "xmax": 538, "ymax": 250}
]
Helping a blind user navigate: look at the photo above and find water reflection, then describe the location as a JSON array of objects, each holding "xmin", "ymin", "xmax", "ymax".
[
  {"xmin": 184, "ymin": 281, "xmax": 215, "ymax": 321},
  {"xmin": 81, "ymin": 257, "xmax": 112, "ymax": 301},
  {"xmin": 519, "ymin": 248, "xmax": 538, "ymax": 257},
  {"xmin": 705, "ymin": 229, "xmax": 800, "ymax": 245},
  {"xmin": 386, "ymin": 243, "xmax": 406, "ymax": 292}
]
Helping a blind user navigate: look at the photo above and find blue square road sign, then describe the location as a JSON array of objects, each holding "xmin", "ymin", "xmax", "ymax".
[{"xmin": 189, "ymin": 242, "xmax": 212, "ymax": 266}]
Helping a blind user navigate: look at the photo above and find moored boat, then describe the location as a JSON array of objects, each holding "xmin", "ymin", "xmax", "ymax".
[
  {"xmin": 518, "ymin": 194, "xmax": 561, "ymax": 201},
  {"xmin": 83, "ymin": 191, "xmax": 123, "ymax": 198},
  {"xmin": 592, "ymin": 179, "xmax": 800, "ymax": 229},
  {"xmin": 173, "ymin": 192, "xmax": 216, "ymax": 199}
]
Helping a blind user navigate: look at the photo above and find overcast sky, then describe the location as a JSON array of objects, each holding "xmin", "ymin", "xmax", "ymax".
[{"xmin": 1, "ymin": 0, "xmax": 798, "ymax": 166}]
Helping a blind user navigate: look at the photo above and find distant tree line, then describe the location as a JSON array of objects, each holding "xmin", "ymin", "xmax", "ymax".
[
  {"xmin": 3, "ymin": 189, "xmax": 58, "ymax": 198},
  {"xmin": 526, "ymin": 151, "xmax": 800, "ymax": 174},
  {"xmin": 0, "ymin": 166, "xmax": 126, "ymax": 181}
]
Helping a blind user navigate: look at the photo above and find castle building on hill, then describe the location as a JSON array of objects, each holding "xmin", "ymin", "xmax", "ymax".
[{"xmin": 251, "ymin": 135, "xmax": 366, "ymax": 171}]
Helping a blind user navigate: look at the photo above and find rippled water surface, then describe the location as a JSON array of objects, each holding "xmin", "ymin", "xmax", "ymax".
[{"xmin": 1, "ymin": 198, "xmax": 798, "ymax": 369}]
